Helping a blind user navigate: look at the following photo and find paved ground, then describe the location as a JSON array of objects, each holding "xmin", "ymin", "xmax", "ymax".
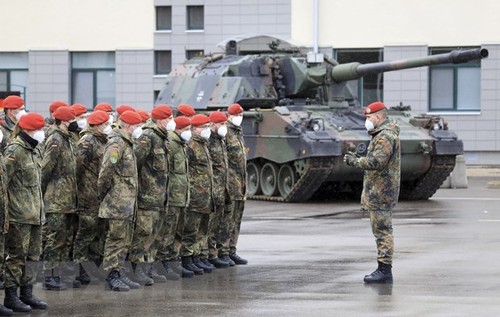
[{"xmin": 24, "ymin": 175, "xmax": 500, "ymax": 317}]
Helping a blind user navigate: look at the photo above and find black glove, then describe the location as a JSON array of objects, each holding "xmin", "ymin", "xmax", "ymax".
[{"xmin": 343, "ymin": 152, "xmax": 358, "ymax": 166}]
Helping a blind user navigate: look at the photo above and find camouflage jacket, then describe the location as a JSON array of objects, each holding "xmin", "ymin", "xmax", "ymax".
[
  {"xmin": 167, "ymin": 131, "xmax": 190, "ymax": 207},
  {"xmin": 208, "ymin": 131, "xmax": 230, "ymax": 206},
  {"xmin": 98, "ymin": 129, "xmax": 138, "ymax": 220},
  {"xmin": 0, "ymin": 153, "xmax": 8, "ymax": 233},
  {"xmin": 350, "ymin": 119, "xmax": 401, "ymax": 211},
  {"xmin": 0, "ymin": 115, "xmax": 16, "ymax": 153},
  {"xmin": 134, "ymin": 122, "xmax": 169, "ymax": 212},
  {"xmin": 41, "ymin": 127, "xmax": 78, "ymax": 214},
  {"xmin": 75, "ymin": 127, "xmax": 108, "ymax": 213},
  {"xmin": 186, "ymin": 135, "xmax": 213, "ymax": 213},
  {"xmin": 3, "ymin": 133, "xmax": 44, "ymax": 225},
  {"xmin": 226, "ymin": 122, "xmax": 247, "ymax": 200}
]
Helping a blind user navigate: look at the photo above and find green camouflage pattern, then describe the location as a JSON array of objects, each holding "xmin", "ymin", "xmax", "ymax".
[
  {"xmin": 0, "ymin": 115, "xmax": 16, "ymax": 153},
  {"xmin": 179, "ymin": 210, "xmax": 203, "ymax": 257},
  {"xmin": 186, "ymin": 135, "xmax": 213, "ymax": 214},
  {"xmin": 229, "ymin": 200, "xmax": 245, "ymax": 254},
  {"xmin": 102, "ymin": 219, "xmax": 133, "ymax": 272},
  {"xmin": 226, "ymin": 122, "xmax": 246, "ymax": 201},
  {"xmin": 98, "ymin": 129, "xmax": 138, "ymax": 221},
  {"xmin": 167, "ymin": 131, "xmax": 190, "ymax": 207},
  {"xmin": 73, "ymin": 213, "xmax": 105, "ymax": 264},
  {"xmin": 208, "ymin": 130, "xmax": 230, "ymax": 206},
  {"xmin": 43, "ymin": 213, "xmax": 77, "ymax": 269},
  {"xmin": 41, "ymin": 128, "xmax": 77, "ymax": 214},
  {"xmin": 134, "ymin": 121, "xmax": 169, "ymax": 212},
  {"xmin": 128, "ymin": 211, "xmax": 155, "ymax": 263},
  {"xmin": 157, "ymin": 206, "xmax": 184, "ymax": 261},
  {"xmin": 0, "ymin": 152, "xmax": 8, "ymax": 234}
]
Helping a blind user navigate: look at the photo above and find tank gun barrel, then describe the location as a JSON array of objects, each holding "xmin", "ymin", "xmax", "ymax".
[{"xmin": 331, "ymin": 48, "xmax": 488, "ymax": 82}]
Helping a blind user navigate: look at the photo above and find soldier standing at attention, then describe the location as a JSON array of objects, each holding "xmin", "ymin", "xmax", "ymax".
[
  {"xmin": 73, "ymin": 110, "xmax": 112, "ymax": 285},
  {"xmin": 69, "ymin": 104, "xmax": 88, "ymax": 144},
  {"xmin": 344, "ymin": 101, "xmax": 400, "ymax": 284},
  {"xmin": 45, "ymin": 101, "xmax": 68, "ymax": 127},
  {"xmin": 94, "ymin": 103, "xmax": 115, "ymax": 126},
  {"xmin": 180, "ymin": 114, "xmax": 213, "ymax": 275},
  {"xmin": 98, "ymin": 110, "xmax": 142, "ymax": 292},
  {"xmin": 3, "ymin": 113, "xmax": 48, "ymax": 313},
  {"xmin": 0, "ymin": 95, "xmax": 27, "ymax": 152},
  {"xmin": 157, "ymin": 116, "xmax": 195, "ymax": 278},
  {"xmin": 223, "ymin": 103, "xmax": 248, "ymax": 265},
  {"xmin": 205, "ymin": 111, "xmax": 231, "ymax": 268},
  {"xmin": 129, "ymin": 105, "xmax": 177, "ymax": 285},
  {"xmin": 41, "ymin": 106, "xmax": 79, "ymax": 291}
]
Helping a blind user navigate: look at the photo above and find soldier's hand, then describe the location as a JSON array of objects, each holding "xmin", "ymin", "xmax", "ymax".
[{"xmin": 343, "ymin": 152, "xmax": 357, "ymax": 166}]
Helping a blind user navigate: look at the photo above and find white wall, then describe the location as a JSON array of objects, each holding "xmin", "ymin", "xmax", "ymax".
[{"xmin": 0, "ymin": 0, "xmax": 154, "ymax": 51}]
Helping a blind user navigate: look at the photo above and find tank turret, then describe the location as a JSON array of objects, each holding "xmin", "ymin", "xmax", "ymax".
[{"xmin": 156, "ymin": 35, "xmax": 488, "ymax": 202}]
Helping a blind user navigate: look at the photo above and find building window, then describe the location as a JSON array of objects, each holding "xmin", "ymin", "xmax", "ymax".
[
  {"xmin": 429, "ymin": 48, "xmax": 481, "ymax": 112},
  {"xmin": 186, "ymin": 50, "xmax": 204, "ymax": 60},
  {"xmin": 155, "ymin": 51, "xmax": 172, "ymax": 75},
  {"xmin": 156, "ymin": 6, "xmax": 172, "ymax": 31},
  {"xmin": 0, "ymin": 53, "xmax": 29, "ymax": 100},
  {"xmin": 335, "ymin": 49, "xmax": 383, "ymax": 107},
  {"xmin": 71, "ymin": 52, "xmax": 115, "ymax": 107},
  {"xmin": 187, "ymin": 6, "xmax": 204, "ymax": 31}
]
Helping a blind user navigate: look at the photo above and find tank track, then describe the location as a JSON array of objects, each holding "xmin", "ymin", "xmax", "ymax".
[
  {"xmin": 399, "ymin": 155, "xmax": 456, "ymax": 200},
  {"xmin": 249, "ymin": 157, "xmax": 336, "ymax": 202}
]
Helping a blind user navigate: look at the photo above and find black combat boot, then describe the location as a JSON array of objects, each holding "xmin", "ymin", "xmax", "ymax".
[
  {"xmin": 229, "ymin": 253, "xmax": 248, "ymax": 265},
  {"xmin": 209, "ymin": 257, "xmax": 230, "ymax": 268},
  {"xmin": 193, "ymin": 256, "xmax": 212, "ymax": 273},
  {"xmin": 19, "ymin": 285, "xmax": 48, "ymax": 309},
  {"xmin": 169, "ymin": 258, "xmax": 194, "ymax": 278},
  {"xmin": 76, "ymin": 264, "xmax": 91, "ymax": 285},
  {"xmin": 132, "ymin": 263, "xmax": 154, "ymax": 286},
  {"xmin": 4, "ymin": 287, "xmax": 31, "ymax": 313},
  {"xmin": 43, "ymin": 270, "xmax": 67, "ymax": 291},
  {"xmin": 200, "ymin": 258, "xmax": 216, "ymax": 269},
  {"xmin": 0, "ymin": 304, "xmax": 12, "ymax": 316},
  {"xmin": 119, "ymin": 270, "xmax": 141, "ymax": 289},
  {"xmin": 219, "ymin": 255, "xmax": 235, "ymax": 266},
  {"xmin": 0, "ymin": 275, "xmax": 4, "ymax": 290},
  {"xmin": 363, "ymin": 261, "xmax": 393, "ymax": 284},
  {"xmin": 159, "ymin": 261, "xmax": 181, "ymax": 281},
  {"xmin": 148, "ymin": 264, "xmax": 167, "ymax": 283},
  {"xmin": 105, "ymin": 270, "xmax": 130, "ymax": 292},
  {"xmin": 181, "ymin": 256, "xmax": 203, "ymax": 275}
]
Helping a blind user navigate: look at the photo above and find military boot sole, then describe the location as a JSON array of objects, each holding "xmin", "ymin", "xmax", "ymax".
[
  {"xmin": 363, "ymin": 272, "xmax": 393, "ymax": 284},
  {"xmin": 42, "ymin": 283, "xmax": 67, "ymax": 291},
  {"xmin": 19, "ymin": 298, "xmax": 48, "ymax": 310}
]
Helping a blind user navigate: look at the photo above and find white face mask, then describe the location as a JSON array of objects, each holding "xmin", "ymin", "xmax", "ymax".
[
  {"xmin": 103, "ymin": 125, "xmax": 112, "ymax": 135},
  {"xmin": 365, "ymin": 119, "xmax": 375, "ymax": 131},
  {"xmin": 77, "ymin": 118, "xmax": 87, "ymax": 129},
  {"xmin": 217, "ymin": 125, "xmax": 228, "ymax": 137},
  {"xmin": 132, "ymin": 126, "xmax": 143, "ymax": 139},
  {"xmin": 166, "ymin": 119, "xmax": 176, "ymax": 131},
  {"xmin": 0, "ymin": 129, "xmax": 3, "ymax": 144},
  {"xmin": 15, "ymin": 109, "xmax": 27, "ymax": 121},
  {"xmin": 231, "ymin": 115, "xmax": 243, "ymax": 127},
  {"xmin": 180, "ymin": 130, "xmax": 192, "ymax": 142},
  {"xmin": 200, "ymin": 127, "xmax": 211, "ymax": 139},
  {"xmin": 108, "ymin": 114, "xmax": 114, "ymax": 125},
  {"xmin": 33, "ymin": 130, "xmax": 45, "ymax": 144}
]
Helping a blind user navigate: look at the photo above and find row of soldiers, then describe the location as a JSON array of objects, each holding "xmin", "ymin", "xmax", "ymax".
[{"xmin": 0, "ymin": 95, "xmax": 248, "ymax": 315}]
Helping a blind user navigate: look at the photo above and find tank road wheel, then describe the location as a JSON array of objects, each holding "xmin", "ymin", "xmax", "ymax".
[
  {"xmin": 278, "ymin": 164, "xmax": 296, "ymax": 198},
  {"xmin": 246, "ymin": 162, "xmax": 262, "ymax": 196},
  {"xmin": 260, "ymin": 162, "xmax": 279, "ymax": 197}
]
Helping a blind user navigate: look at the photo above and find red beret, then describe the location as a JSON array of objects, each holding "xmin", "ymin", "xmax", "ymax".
[
  {"xmin": 209, "ymin": 111, "xmax": 227, "ymax": 123},
  {"xmin": 120, "ymin": 110, "xmax": 142, "ymax": 125},
  {"xmin": 228, "ymin": 103, "xmax": 243, "ymax": 115},
  {"xmin": 174, "ymin": 116, "xmax": 191, "ymax": 129},
  {"xmin": 53, "ymin": 106, "xmax": 76, "ymax": 121},
  {"xmin": 94, "ymin": 102, "xmax": 113, "ymax": 112},
  {"xmin": 152, "ymin": 105, "xmax": 173, "ymax": 120},
  {"xmin": 18, "ymin": 113, "xmax": 45, "ymax": 131},
  {"xmin": 70, "ymin": 103, "xmax": 88, "ymax": 116},
  {"xmin": 364, "ymin": 101, "xmax": 386, "ymax": 115},
  {"xmin": 88, "ymin": 110, "xmax": 110, "ymax": 125},
  {"xmin": 2, "ymin": 95, "xmax": 24, "ymax": 109},
  {"xmin": 177, "ymin": 104, "xmax": 195, "ymax": 117},
  {"xmin": 136, "ymin": 110, "xmax": 150, "ymax": 122},
  {"xmin": 116, "ymin": 105, "xmax": 135, "ymax": 115},
  {"xmin": 190, "ymin": 114, "xmax": 210, "ymax": 126},
  {"xmin": 49, "ymin": 101, "xmax": 68, "ymax": 114}
]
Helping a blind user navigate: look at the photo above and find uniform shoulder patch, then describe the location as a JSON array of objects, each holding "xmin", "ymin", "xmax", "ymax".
[{"xmin": 110, "ymin": 151, "xmax": 119, "ymax": 164}]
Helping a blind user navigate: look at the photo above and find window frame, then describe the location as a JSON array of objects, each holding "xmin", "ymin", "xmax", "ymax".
[
  {"xmin": 0, "ymin": 68, "xmax": 28, "ymax": 100},
  {"xmin": 71, "ymin": 67, "xmax": 115, "ymax": 107},
  {"xmin": 186, "ymin": 5, "xmax": 204, "ymax": 31},
  {"xmin": 186, "ymin": 50, "xmax": 204, "ymax": 60},
  {"xmin": 155, "ymin": 50, "xmax": 172, "ymax": 75},
  {"xmin": 156, "ymin": 6, "xmax": 172, "ymax": 31}
]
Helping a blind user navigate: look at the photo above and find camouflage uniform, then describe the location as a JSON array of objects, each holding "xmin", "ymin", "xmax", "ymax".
[
  {"xmin": 130, "ymin": 121, "xmax": 169, "ymax": 264},
  {"xmin": 0, "ymin": 115, "xmax": 16, "ymax": 153},
  {"xmin": 41, "ymin": 127, "xmax": 78, "ymax": 270},
  {"xmin": 73, "ymin": 127, "xmax": 108, "ymax": 265},
  {"xmin": 0, "ymin": 150, "xmax": 8, "ymax": 288},
  {"xmin": 347, "ymin": 119, "xmax": 400, "ymax": 265},
  {"xmin": 180, "ymin": 134, "xmax": 213, "ymax": 258},
  {"xmin": 3, "ymin": 133, "xmax": 44, "ymax": 288},
  {"xmin": 224, "ymin": 121, "xmax": 247, "ymax": 257},
  {"xmin": 206, "ymin": 130, "xmax": 230, "ymax": 260},
  {"xmin": 98, "ymin": 129, "xmax": 138, "ymax": 272},
  {"xmin": 157, "ymin": 131, "xmax": 190, "ymax": 262}
]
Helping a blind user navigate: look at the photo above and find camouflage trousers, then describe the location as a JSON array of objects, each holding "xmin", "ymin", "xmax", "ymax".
[
  {"xmin": 128, "ymin": 210, "xmax": 164, "ymax": 264},
  {"xmin": 0, "ymin": 234, "xmax": 4, "ymax": 279},
  {"xmin": 369, "ymin": 209, "xmax": 394, "ymax": 265},
  {"xmin": 218, "ymin": 204, "xmax": 233, "ymax": 257},
  {"xmin": 207, "ymin": 204, "xmax": 226, "ymax": 259},
  {"xmin": 73, "ymin": 211, "xmax": 106, "ymax": 264},
  {"xmin": 43, "ymin": 213, "xmax": 78, "ymax": 271},
  {"xmin": 156, "ymin": 206, "xmax": 185, "ymax": 262},
  {"xmin": 179, "ymin": 210, "xmax": 204, "ymax": 258},
  {"xmin": 197, "ymin": 212, "xmax": 213, "ymax": 259},
  {"xmin": 4, "ymin": 222, "xmax": 42, "ymax": 288},
  {"xmin": 229, "ymin": 200, "xmax": 245, "ymax": 255},
  {"xmin": 102, "ymin": 219, "xmax": 133, "ymax": 272}
]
